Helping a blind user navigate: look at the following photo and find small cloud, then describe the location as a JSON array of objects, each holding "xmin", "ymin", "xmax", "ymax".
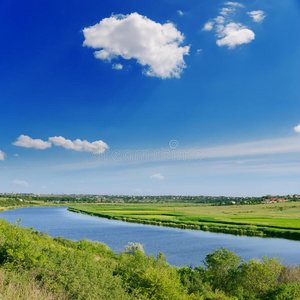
[
  {"xmin": 203, "ymin": 3, "xmax": 256, "ymax": 49},
  {"xmin": 177, "ymin": 10, "xmax": 184, "ymax": 16},
  {"xmin": 294, "ymin": 124, "xmax": 300, "ymax": 133},
  {"xmin": 150, "ymin": 173, "xmax": 165, "ymax": 180},
  {"xmin": 220, "ymin": 7, "xmax": 235, "ymax": 17},
  {"xmin": 13, "ymin": 135, "xmax": 51, "ymax": 150},
  {"xmin": 41, "ymin": 185, "xmax": 47, "ymax": 189},
  {"xmin": 248, "ymin": 10, "xmax": 266, "ymax": 23},
  {"xmin": 13, "ymin": 180, "xmax": 29, "ymax": 187},
  {"xmin": 14, "ymin": 154, "xmax": 19, "ymax": 157},
  {"xmin": 83, "ymin": 12, "xmax": 190, "ymax": 79},
  {"xmin": 112, "ymin": 63, "xmax": 123, "ymax": 70},
  {"xmin": 49, "ymin": 136, "xmax": 109, "ymax": 153},
  {"xmin": 216, "ymin": 22, "xmax": 255, "ymax": 49},
  {"xmin": 0, "ymin": 150, "xmax": 5, "ymax": 161},
  {"xmin": 203, "ymin": 21, "xmax": 214, "ymax": 31},
  {"xmin": 196, "ymin": 49, "xmax": 203, "ymax": 54},
  {"xmin": 215, "ymin": 16, "xmax": 226, "ymax": 24},
  {"xmin": 225, "ymin": 2, "xmax": 245, "ymax": 8}
]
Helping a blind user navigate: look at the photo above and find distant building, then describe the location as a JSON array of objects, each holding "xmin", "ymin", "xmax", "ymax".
[{"xmin": 277, "ymin": 198, "xmax": 289, "ymax": 202}]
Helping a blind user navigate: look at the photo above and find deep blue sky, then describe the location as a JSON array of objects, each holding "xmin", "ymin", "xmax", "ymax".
[{"xmin": 1, "ymin": 0, "xmax": 300, "ymax": 196}]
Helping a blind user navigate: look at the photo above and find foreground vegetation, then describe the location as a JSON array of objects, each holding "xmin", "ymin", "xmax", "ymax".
[
  {"xmin": 69, "ymin": 202, "xmax": 300, "ymax": 240},
  {"xmin": 0, "ymin": 218, "xmax": 299, "ymax": 300}
]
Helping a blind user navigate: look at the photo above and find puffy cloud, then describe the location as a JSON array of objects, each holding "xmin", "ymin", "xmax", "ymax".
[
  {"xmin": 220, "ymin": 7, "xmax": 235, "ymax": 17},
  {"xmin": 203, "ymin": 3, "xmax": 256, "ymax": 49},
  {"xmin": 216, "ymin": 22, "xmax": 255, "ymax": 48},
  {"xmin": 177, "ymin": 10, "xmax": 184, "ymax": 16},
  {"xmin": 215, "ymin": 16, "xmax": 226, "ymax": 24},
  {"xmin": 13, "ymin": 134, "xmax": 109, "ymax": 154},
  {"xmin": 83, "ymin": 12, "xmax": 190, "ymax": 79},
  {"xmin": 112, "ymin": 63, "xmax": 123, "ymax": 70},
  {"xmin": 49, "ymin": 136, "xmax": 109, "ymax": 153},
  {"xmin": 0, "ymin": 150, "xmax": 5, "ymax": 161},
  {"xmin": 13, "ymin": 135, "xmax": 51, "ymax": 149},
  {"xmin": 225, "ymin": 2, "xmax": 245, "ymax": 8},
  {"xmin": 12, "ymin": 180, "xmax": 29, "ymax": 187},
  {"xmin": 150, "ymin": 173, "xmax": 165, "ymax": 180},
  {"xmin": 203, "ymin": 21, "xmax": 214, "ymax": 31},
  {"xmin": 248, "ymin": 10, "xmax": 266, "ymax": 23},
  {"xmin": 294, "ymin": 124, "xmax": 300, "ymax": 133}
]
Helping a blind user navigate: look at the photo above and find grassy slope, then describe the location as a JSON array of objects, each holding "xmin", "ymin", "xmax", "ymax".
[
  {"xmin": 69, "ymin": 202, "xmax": 300, "ymax": 240},
  {"xmin": 0, "ymin": 210, "xmax": 299, "ymax": 299},
  {"xmin": 0, "ymin": 218, "xmax": 190, "ymax": 300}
]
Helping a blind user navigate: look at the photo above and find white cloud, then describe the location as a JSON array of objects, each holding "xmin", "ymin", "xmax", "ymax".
[
  {"xmin": 112, "ymin": 63, "xmax": 123, "ymax": 70},
  {"xmin": 13, "ymin": 180, "xmax": 29, "ymax": 187},
  {"xmin": 13, "ymin": 134, "xmax": 108, "ymax": 154},
  {"xmin": 14, "ymin": 153, "xmax": 19, "ymax": 157},
  {"xmin": 225, "ymin": 2, "xmax": 245, "ymax": 8},
  {"xmin": 13, "ymin": 135, "xmax": 51, "ymax": 150},
  {"xmin": 203, "ymin": 21, "xmax": 214, "ymax": 31},
  {"xmin": 177, "ymin": 10, "xmax": 184, "ymax": 16},
  {"xmin": 185, "ymin": 136, "xmax": 300, "ymax": 160},
  {"xmin": 203, "ymin": 3, "xmax": 256, "ymax": 49},
  {"xmin": 83, "ymin": 12, "xmax": 190, "ymax": 79},
  {"xmin": 294, "ymin": 124, "xmax": 300, "ymax": 133},
  {"xmin": 248, "ymin": 10, "xmax": 266, "ymax": 23},
  {"xmin": 49, "ymin": 136, "xmax": 109, "ymax": 153},
  {"xmin": 0, "ymin": 150, "xmax": 5, "ymax": 161},
  {"xmin": 215, "ymin": 16, "xmax": 226, "ymax": 24},
  {"xmin": 216, "ymin": 22, "xmax": 255, "ymax": 48},
  {"xmin": 150, "ymin": 173, "xmax": 165, "ymax": 180},
  {"xmin": 220, "ymin": 7, "xmax": 235, "ymax": 16}
]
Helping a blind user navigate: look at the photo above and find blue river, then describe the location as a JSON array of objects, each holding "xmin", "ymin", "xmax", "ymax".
[{"xmin": 1, "ymin": 206, "xmax": 300, "ymax": 267}]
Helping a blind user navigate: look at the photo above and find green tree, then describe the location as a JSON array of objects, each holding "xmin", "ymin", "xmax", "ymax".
[
  {"xmin": 203, "ymin": 247, "xmax": 241, "ymax": 293},
  {"xmin": 238, "ymin": 256, "xmax": 282, "ymax": 298}
]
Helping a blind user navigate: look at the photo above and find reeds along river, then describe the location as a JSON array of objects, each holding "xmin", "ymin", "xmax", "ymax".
[{"xmin": 2, "ymin": 206, "xmax": 300, "ymax": 267}]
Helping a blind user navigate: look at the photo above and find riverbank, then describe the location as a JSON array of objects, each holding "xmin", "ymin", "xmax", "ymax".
[
  {"xmin": 0, "ymin": 217, "xmax": 299, "ymax": 299},
  {"xmin": 68, "ymin": 202, "xmax": 300, "ymax": 241}
]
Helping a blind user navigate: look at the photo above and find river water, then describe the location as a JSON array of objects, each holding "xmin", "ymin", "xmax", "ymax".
[{"xmin": 1, "ymin": 206, "xmax": 300, "ymax": 267}]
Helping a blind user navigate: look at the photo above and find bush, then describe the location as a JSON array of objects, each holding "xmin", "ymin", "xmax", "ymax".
[
  {"xmin": 236, "ymin": 256, "xmax": 282, "ymax": 299},
  {"xmin": 116, "ymin": 249, "xmax": 189, "ymax": 299},
  {"xmin": 124, "ymin": 242, "xmax": 145, "ymax": 255},
  {"xmin": 203, "ymin": 247, "xmax": 241, "ymax": 293}
]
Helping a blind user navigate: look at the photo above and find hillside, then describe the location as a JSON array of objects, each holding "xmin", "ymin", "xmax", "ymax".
[{"xmin": 0, "ymin": 218, "xmax": 299, "ymax": 299}]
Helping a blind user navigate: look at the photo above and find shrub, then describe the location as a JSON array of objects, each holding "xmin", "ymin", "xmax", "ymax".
[
  {"xmin": 203, "ymin": 247, "xmax": 241, "ymax": 293},
  {"xmin": 116, "ymin": 249, "xmax": 189, "ymax": 299},
  {"xmin": 237, "ymin": 256, "xmax": 282, "ymax": 298}
]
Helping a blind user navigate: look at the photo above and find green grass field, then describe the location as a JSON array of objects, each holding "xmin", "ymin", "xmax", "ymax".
[{"xmin": 69, "ymin": 202, "xmax": 300, "ymax": 240}]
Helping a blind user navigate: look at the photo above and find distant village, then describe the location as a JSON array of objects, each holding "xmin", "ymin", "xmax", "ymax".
[
  {"xmin": 263, "ymin": 197, "xmax": 291, "ymax": 204},
  {"xmin": 0, "ymin": 192, "xmax": 299, "ymax": 206}
]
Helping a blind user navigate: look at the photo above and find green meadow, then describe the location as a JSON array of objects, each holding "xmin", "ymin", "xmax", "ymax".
[{"xmin": 69, "ymin": 202, "xmax": 300, "ymax": 240}]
